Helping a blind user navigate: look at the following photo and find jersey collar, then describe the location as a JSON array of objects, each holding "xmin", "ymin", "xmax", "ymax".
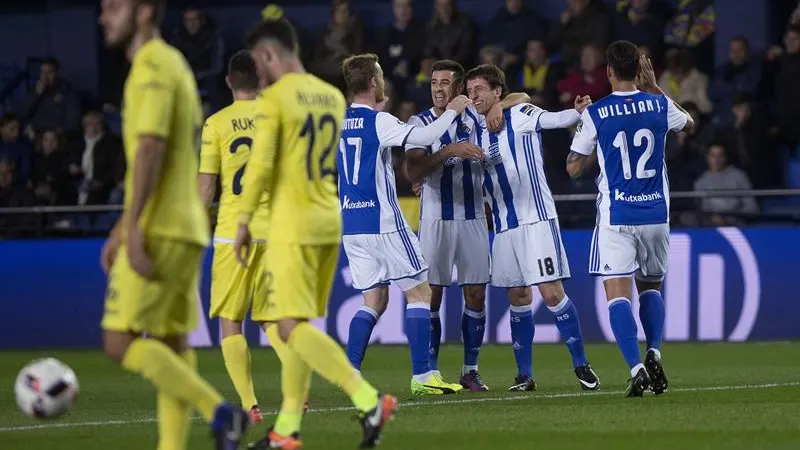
[
  {"xmin": 611, "ymin": 90, "xmax": 641, "ymax": 96},
  {"xmin": 350, "ymin": 103, "xmax": 374, "ymax": 109}
]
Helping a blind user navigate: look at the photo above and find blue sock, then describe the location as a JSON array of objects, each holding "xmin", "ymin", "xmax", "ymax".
[
  {"xmin": 406, "ymin": 303, "xmax": 432, "ymax": 376},
  {"xmin": 429, "ymin": 311, "xmax": 442, "ymax": 371},
  {"xmin": 547, "ymin": 296, "xmax": 588, "ymax": 367},
  {"xmin": 346, "ymin": 306, "xmax": 378, "ymax": 370},
  {"xmin": 509, "ymin": 305, "xmax": 534, "ymax": 377},
  {"xmin": 608, "ymin": 298, "xmax": 641, "ymax": 369},
  {"xmin": 461, "ymin": 305, "xmax": 486, "ymax": 372},
  {"xmin": 638, "ymin": 289, "xmax": 665, "ymax": 351}
]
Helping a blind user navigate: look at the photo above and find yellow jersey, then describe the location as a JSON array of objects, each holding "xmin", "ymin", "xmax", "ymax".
[
  {"xmin": 239, "ymin": 73, "xmax": 345, "ymax": 244},
  {"xmin": 199, "ymin": 99, "xmax": 269, "ymax": 240},
  {"xmin": 121, "ymin": 38, "xmax": 209, "ymax": 247}
]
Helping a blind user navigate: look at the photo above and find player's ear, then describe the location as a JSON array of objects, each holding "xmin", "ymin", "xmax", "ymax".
[
  {"xmin": 225, "ymin": 76, "xmax": 232, "ymax": 91},
  {"xmin": 606, "ymin": 65, "xmax": 613, "ymax": 82}
]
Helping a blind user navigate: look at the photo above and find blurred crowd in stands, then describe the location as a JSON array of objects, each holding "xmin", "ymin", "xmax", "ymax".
[{"xmin": 3, "ymin": 0, "xmax": 800, "ymax": 236}]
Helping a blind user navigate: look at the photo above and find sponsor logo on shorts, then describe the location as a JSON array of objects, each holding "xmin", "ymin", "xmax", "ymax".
[
  {"xmin": 614, "ymin": 189, "xmax": 663, "ymax": 203},
  {"xmin": 342, "ymin": 196, "xmax": 377, "ymax": 210}
]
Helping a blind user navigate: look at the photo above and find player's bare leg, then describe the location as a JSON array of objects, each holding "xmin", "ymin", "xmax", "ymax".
[
  {"xmin": 429, "ymin": 285, "xmax": 445, "ymax": 376},
  {"xmin": 346, "ymin": 286, "xmax": 389, "ymax": 371},
  {"xmin": 460, "ymin": 284, "xmax": 489, "ymax": 391},
  {"xmin": 635, "ymin": 278, "xmax": 668, "ymax": 395},
  {"xmin": 506, "ymin": 287, "xmax": 536, "ymax": 391},
  {"xmin": 220, "ymin": 318, "xmax": 263, "ymax": 423},
  {"xmin": 605, "ymin": 276, "xmax": 650, "ymax": 397},
  {"xmin": 538, "ymin": 281, "xmax": 598, "ymax": 390}
]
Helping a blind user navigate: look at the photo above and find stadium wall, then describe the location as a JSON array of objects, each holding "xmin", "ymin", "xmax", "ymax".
[{"xmin": 0, "ymin": 227, "xmax": 796, "ymax": 349}]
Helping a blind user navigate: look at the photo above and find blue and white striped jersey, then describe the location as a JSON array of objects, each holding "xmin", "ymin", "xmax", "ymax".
[
  {"xmin": 338, "ymin": 104, "xmax": 418, "ymax": 235},
  {"xmin": 570, "ymin": 90, "xmax": 687, "ymax": 227},
  {"xmin": 478, "ymin": 103, "xmax": 564, "ymax": 233},
  {"xmin": 405, "ymin": 106, "xmax": 485, "ymax": 221}
]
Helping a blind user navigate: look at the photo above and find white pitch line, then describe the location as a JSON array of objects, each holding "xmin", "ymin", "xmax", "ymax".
[{"xmin": 2, "ymin": 381, "xmax": 798, "ymax": 433}]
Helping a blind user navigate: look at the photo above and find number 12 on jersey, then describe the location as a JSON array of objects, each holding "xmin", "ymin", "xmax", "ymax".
[
  {"xmin": 338, "ymin": 137, "xmax": 362, "ymax": 185},
  {"xmin": 612, "ymin": 128, "xmax": 656, "ymax": 180}
]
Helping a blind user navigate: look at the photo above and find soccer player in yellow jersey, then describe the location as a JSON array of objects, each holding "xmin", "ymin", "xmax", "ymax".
[
  {"xmin": 233, "ymin": 19, "xmax": 397, "ymax": 449},
  {"xmin": 98, "ymin": 1, "xmax": 247, "ymax": 449},
  {"xmin": 198, "ymin": 50, "xmax": 268, "ymax": 424}
]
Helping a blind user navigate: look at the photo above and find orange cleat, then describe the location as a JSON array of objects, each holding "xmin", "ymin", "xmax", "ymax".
[{"xmin": 246, "ymin": 428, "xmax": 303, "ymax": 450}]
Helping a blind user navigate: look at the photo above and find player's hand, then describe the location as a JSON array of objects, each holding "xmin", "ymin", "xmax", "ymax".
[
  {"xmin": 447, "ymin": 141, "xmax": 485, "ymax": 161},
  {"xmin": 574, "ymin": 95, "xmax": 592, "ymax": 113},
  {"xmin": 412, "ymin": 181, "xmax": 423, "ymax": 196},
  {"xmin": 127, "ymin": 225, "xmax": 154, "ymax": 279},
  {"xmin": 446, "ymin": 95, "xmax": 472, "ymax": 114},
  {"xmin": 233, "ymin": 224, "xmax": 252, "ymax": 267},
  {"xmin": 100, "ymin": 235, "xmax": 121, "ymax": 274},
  {"xmin": 486, "ymin": 102, "xmax": 505, "ymax": 132},
  {"xmin": 636, "ymin": 55, "xmax": 658, "ymax": 90}
]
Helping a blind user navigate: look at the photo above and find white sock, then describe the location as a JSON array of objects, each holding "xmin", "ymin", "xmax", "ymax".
[
  {"xmin": 630, "ymin": 363, "xmax": 646, "ymax": 378},
  {"xmin": 462, "ymin": 365, "xmax": 478, "ymax": 375},
  {"xmin": 412, "ymin": 371, "xmax": 434, "ymax": 383}
]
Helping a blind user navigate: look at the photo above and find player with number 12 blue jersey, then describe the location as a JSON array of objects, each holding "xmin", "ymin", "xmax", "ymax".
[{"xmin": 567, "ymin": 41, "xmax": 694, "ymax": 397}]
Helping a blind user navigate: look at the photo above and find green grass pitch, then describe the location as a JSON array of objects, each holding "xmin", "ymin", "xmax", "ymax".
[{"xmin": 1, "ymin": 343, "xmax": 799, "ymax": 450}]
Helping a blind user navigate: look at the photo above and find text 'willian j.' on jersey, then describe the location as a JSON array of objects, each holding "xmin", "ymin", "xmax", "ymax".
[
  {"xmin": 478, "ymin": 103, "xmax": 558, "ymax": 233},
  {"xmin": 405, "ymin": 106, "xmax": 485, "ymax": 221},
  {"xmin": 570, "ymin": 90, "xmax": 688, "ymax": 227},
  {"xmin": 338, "ymin": 104, "xmax": 419, "ymax": 235}
]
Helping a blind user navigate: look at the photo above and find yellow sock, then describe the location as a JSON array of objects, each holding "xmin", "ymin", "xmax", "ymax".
[
  {"xmin": 267, "ymin": 325, "xmax": 310, "ymax": 436},
  {"xmin": 287, "ymin": 323, "xmax": 378, "ymax": 412},
  {"xmin": 157, "ymin": 350, "xmax": 196, "ymax": 450},
  {"xmin": 221, "ymin": 334, "xmax": 257, "ymax": 409},
  {"xmin": 122, "ymin": 338, "xmax": 223, "ymax": 422}
]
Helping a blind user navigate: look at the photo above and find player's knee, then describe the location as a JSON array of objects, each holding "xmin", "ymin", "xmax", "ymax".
[
  {"xmin": 538, "ymin": 282, "xmax": 566, "ymax": 307},
  {"xmin": 463, "ymin": 286, "xmax": 486, "ymax": 310},
  {"xmin": 406, "ymin": 282, "xmax": 432, "ymax": 304},
  {"xmin": 220, "ymin": 318, "xmax": 244, "ymax": 338},
  {"xmin": 102, "ymin": 332, "xmax": 132, "ymax": 363},
  {"xmin": 277, "ymin": 320, "xmax": 299, "ymax": 342},
  {"xmin": 507, "ymin": 287, "xmax": 532, "ymax": 307}
]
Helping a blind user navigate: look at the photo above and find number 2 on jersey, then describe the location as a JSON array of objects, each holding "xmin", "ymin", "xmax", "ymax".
[
  {"xmin": 230, "ymin": 136, "xmax": 252, "ymax": 195},
  {"xmin": 338, "ymin": 137, "xmax": 362, "ymax": 185},
  {"xmin": 612, "ymin": 128, "xmax": 656, "ymax": 180},
  {"xmin": 301, "ymin": 113, "xmax": 338, "ymax": 180}
]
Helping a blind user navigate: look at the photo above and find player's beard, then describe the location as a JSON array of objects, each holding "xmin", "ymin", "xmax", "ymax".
[{"xmin": 104, "ymin": 19, "xmax": 136, "ymax": 51}]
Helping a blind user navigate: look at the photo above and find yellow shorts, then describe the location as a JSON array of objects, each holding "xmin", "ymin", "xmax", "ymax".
[
  {"xmin": 209, "ymin": 240, "xmax": 268, "ymax": 321},
  {"xmin": 101, "ymin": 238, "xmax": 204, "ymax": 337},
  {"xmin": 250, "ymin": 243, "xmax": 339, "ymax": 323}
]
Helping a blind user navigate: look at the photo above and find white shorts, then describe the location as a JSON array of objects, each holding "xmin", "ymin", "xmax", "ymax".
[
  {"xmin": 418, "ymin": 218, "xmax": 490, "ymax": 286},
  {"xmin": 490, "ymin": 219, "xmax": 570, "ymax": 288},
  {"xmin": 589, "ymin": 223, "xmax": 670, "ymax": 281},
  {"xmin": 343, "ymin": 229, "xmax": 428, "ymax": 292}
]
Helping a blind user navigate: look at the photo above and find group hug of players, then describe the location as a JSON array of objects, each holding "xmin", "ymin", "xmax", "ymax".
[{"xmin": 97, "ymin": 1, "xmax": 693, "ymax": 449}]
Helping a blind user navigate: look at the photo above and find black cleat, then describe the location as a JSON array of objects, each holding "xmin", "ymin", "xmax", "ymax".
[
  {"xmin": 574, "ymin": 363, "xmax": 600, "ymax": 391},
  {"xmin": 645, "ymin": 349, "xmax": 668, "ymax": 395},
  {"xmin": 247, "ymin": 428, "xmax": 303, "ymax": 450},
  {"xmin": 507, "ymin": 375, "xmax": 537, "ymax": 392},
  {"xmin": 625, "ymin": 367, "xmax": 651, "ymax": 398},
  {"xmin": 357, "ymin": 393, "xmax": 398, "ymax": 448}
]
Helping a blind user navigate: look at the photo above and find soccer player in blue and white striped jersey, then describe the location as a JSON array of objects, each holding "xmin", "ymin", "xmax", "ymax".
[
  {"xmin": 405, "ymin": 59, "xmax": 530, "ymax": 391},
  {"xmin": 465, "ymin": 64, "xmax": 600, "ymax": 392},
  {"xmin": 567, "ymin": 42, "xmax": 693, "ymax": 397},
  {"xmin": 338, "ymin": 54, "xmax": 470, "ymax": 395}
]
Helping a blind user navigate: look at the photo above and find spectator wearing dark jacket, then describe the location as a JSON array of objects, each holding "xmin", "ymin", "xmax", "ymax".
[
  {"xmin": 612, "ymin": 0, "xmax": 670, "ymax": 57},
  {"xmin": 71, "ymin": 111, "xmax": 125, "ymax": 205},
  {"xmin": 375, "ymin": 0, "xmax": 426, "ymax": 100},
  {"xmin": 771, "ymin": 25, "xmax": 800, "ymax": 147},
  {"xmin": 0, "ymin": 114, "xmax": 32, "ymax": 186},
  {"xmin": 423, "ymin": 0, "xmax": 476, "ymax": 67},
  {"xmin": 171, "ymin": 8, "xmax": 225, "ymax": 110},
  {"xmin": 486, "ymin": 0, "xmax": 548, "ymax": 71},
  {"xmin": 708, "ymin": 36, "xmax": 763, "ymax": 127},
  {"xmin": 0, "ymin": 159, "xmax": 36, "ymax": 237},
  {"xmin": 310, "ymin": 0, "xmax": 365, "ymax": 91},
  {"xmin": 31, "ymin": 130, "xmax": 76, "ymax": 206},
  {"xmin": 18, "ymin": 58, "xmax": 81, "ymax": 137},
  {"xmin": 547, "ymin": 0, "xmax": 610, "ymax": 70},
  {"xmin": 719, "ymin": 94, "xmax": 777, "ymax": 189}
]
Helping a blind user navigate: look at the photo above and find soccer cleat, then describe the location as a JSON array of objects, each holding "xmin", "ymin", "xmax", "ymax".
[
  {"xmin": 249, "ymin": 405, "xmax": 264, "ymax": 424},
  {"xmin": 574, "ymin": 363, "xmax": 600, "ymax": 391},
  {"xmin": 625, "ymin": 367, "xmax": 651, "ymax": 398},
  {"xmin": 507, "ymin": 375, "xmax": 536, "ymax": 392},
  {"xmin": 211, "ymin": 402, "xmax": 249, "ymax": 450},
  {"xmin": 644, "ymin": 349, "xmax": 668, "ymax": 395},
  {"xmin": 410, "ymin": 373, "xmax": 463, "ymax": 395},
  {"xmin": 356, "ymin": 393, "xmax": 398, "ymax": 448},
  {"xmin": 247, "ymin": 428, "xmax": 303, "ymax": 450},
  {"xmin": 459, "ymin": 370, "xmax": 489, "ymax": 392}
]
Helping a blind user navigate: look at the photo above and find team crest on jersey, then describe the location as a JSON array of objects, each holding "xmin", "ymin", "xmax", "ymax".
[
  {"xmin": 457, "ymin": 122, "xmax": 471, "ymax": 136},
  {"xmin": 575, "ymin": 120, "xmax": 583, "ymax": 134}
]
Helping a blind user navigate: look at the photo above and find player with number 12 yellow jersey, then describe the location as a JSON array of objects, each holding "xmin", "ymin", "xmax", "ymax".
[{"xmin": 198, "ymin": 50, "xmax": 269, "ymax": 424}]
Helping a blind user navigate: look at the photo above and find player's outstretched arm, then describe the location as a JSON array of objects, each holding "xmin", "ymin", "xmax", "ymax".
[
  {"xmin": 637, "ymin": 55, "xmax": 695, "ymax": 133},
  {"xmin": 537, "ymin": 96, "xmax": 591, "ymax": 130},
  {"xmin": 486, "ymin": 92, "xmax": 532, "ymax": 133},
  {"xmin": 404, "ymin": 95, "xmax": 472, "ymax": 146}
]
